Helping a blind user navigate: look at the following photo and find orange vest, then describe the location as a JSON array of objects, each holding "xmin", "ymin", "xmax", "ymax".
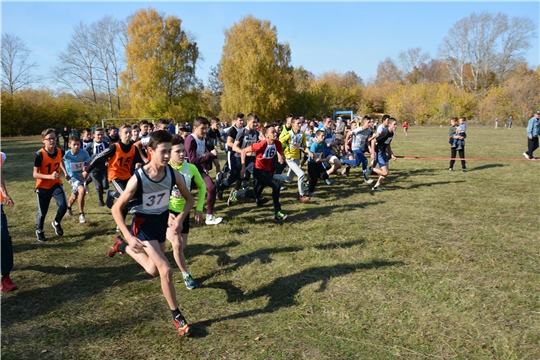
[
  {"xmin": 108, "ymin": 143, "xmax": 136, "ymax": 181},
  {"xmin": 36, "ymin": 148, "xmax": 63, "ymax": 189}
]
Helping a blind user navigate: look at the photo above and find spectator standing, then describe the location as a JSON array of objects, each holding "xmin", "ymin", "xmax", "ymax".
[{"xmin": 508, "ymin": 116, "xmax": 513, "ymax": 129}]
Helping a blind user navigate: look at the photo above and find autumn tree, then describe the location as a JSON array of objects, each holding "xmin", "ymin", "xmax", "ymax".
[
  {"xmin": 1, "ymin": 33, "xmax": 42, "ymax": 94},
  {"xmin": 438, "ymin": 12, "xmax": 537, "ymax": 95},
  {"xmin": 120, "ymin": 8, "xmax": 200, "ymax": 118},
  {"xmin": 53, "ymin": 16, "xmax": 126, "ymax": 119},
  {"xmin": 219, "ymin": 15, "xmax": 293, "ymax": 121}
]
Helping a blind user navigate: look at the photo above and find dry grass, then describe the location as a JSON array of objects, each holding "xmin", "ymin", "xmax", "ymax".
[{"xmin": 1, "ymin": 126, "xmax": 539, "ymax": 359}]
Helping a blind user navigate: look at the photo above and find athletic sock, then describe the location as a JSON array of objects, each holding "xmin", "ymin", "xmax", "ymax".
[
  {"xmin": 171, "ymin": 308, "xmax": 181, "ymax": 319},
  {"xmin": 118, "ymin": 242, "xmax": 127, "ymax": 253}
]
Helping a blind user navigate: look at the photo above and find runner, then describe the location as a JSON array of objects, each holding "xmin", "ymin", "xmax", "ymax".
[
  {"xmin": 216, "ymin": 113, "xmax": 244, "ymax": 200},
  {"xmin": 371, "ymin": 118, "xmax": 398, "ymax": 191},
  {"xmin": 63, "ymin": 135, "xmax": 92, "ymax": 223},
  {"xmin": 1, "ymin": 152, "xmax": 18, "ymax": 292},
  {"xmin": 168, "ymin": 135, "xmax": 206, "ymax": 290},
  {"xmin": 184, "ymin": 117, "xmax": 223, "ymax": 225},
  {"xmin": 33, "ymin": 128, "xmax": 70, "ymax": 242},
  {"xmin": 241, "ymin": 125, "xmax": 287, "ymax": 221},
  {"xmin": 279, "ymin": 116, "xmax": 310, "ymax": 202},
  {"xmin": 342, "ymin": 118, "xmax": 374, "ymax": 184},
  {"xmin": 108, "ymin": 130, "xmax": 194, "ymax": 336},
  {"xmin": 86, "ymin": 127, "xmax": 110, "ymax": 206}
]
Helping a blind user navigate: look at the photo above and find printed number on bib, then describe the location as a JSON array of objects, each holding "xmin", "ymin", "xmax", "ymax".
[
  {"xmin": 262, "ymin": 145, "xmax": 276, "ymax": 159},
  {"xmin": 70, "ymin": 161, "xmax": 85, "ymax": 172},
  {"xmin": 143, "ymin": 191, "xmax": 167, "ymax": 210}
]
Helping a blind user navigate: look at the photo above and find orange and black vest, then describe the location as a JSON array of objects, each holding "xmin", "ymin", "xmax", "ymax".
[
  {"xmin": 36, "ymin": 148, "xmax": 63, "ymax": 189},
  {"xmin": 108, "ymin": 142, "xmax": 136, "ymax": 181}
]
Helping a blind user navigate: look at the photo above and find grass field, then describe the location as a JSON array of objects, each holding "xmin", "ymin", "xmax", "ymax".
[{"xmin": 1, "ymin": 126, "xmax": 539, "ymax": 359}]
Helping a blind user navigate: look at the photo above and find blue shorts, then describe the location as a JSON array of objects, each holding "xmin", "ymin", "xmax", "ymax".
[
  {"xmin": 376, "ymin": 152, "xmax": 388, "ymax": 168},
  {"xmin": 131, "ymin": 211, "xmax": 169, "ymax": 243}
]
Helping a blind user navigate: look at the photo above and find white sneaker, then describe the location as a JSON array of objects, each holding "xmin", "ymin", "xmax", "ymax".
[
  {"xmin": 364, "ymin": 178, "xmax": 374, "ymax": 184},
  {"xmin": 205, "ymin": 214, "xmax": 223, "ymax": 225},
  {"xmin": 523, "ymin": 152, "xmax": 530, "ymax": 159},
  {"xmin": 325, "ymin": 179, "xmax": 332, "ymax": 185},
  {"xmin": 79, "ymin": 213, "xmax": 86, "ymax": 223}
]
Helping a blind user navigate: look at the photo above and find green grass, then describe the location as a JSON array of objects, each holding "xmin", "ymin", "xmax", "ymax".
[{"xmin": 1, "ymin": 126, "xmax": 539, "ymax": 359}]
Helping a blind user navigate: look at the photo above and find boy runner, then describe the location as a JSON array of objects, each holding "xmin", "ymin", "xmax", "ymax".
[
  {"xmin": 86, "ymin": 127, "xmax": 110, "ymax": 206},
  {"xmin": 307, "ymin": 130, "xmax": 332, "ymax": 197},
  {"xmin": 64, "ymin": 136, "xmax": 93, "ymax": 223},
  {"xmin": 82, "ymin": 123, "xmax": 143, "ymax": 222},
  {"xmin": 168, "ymin": 135, "xmax": 206, "ymax": 290},
  {"xmin": 33, "ymin": 128, "xmax": 70, "ymax": 242},
  {"xmin": 342, "ymin": 118, "xmax": 374, "ymax": 184},
  {"xmin": 184, "ymin": 117, "xmax": 223, "ymax": 225},
  {"xmin": 241, "ymin": 125, "xmax": 287, "ymax": 221},
  {"xmin": 108, "ymin": 130, "xmax": 194, "ymax": 336},
  {"xmin": 279, "ymin": 116, "xmax": 310, "ymax": 202},
  {"xmin": 216, "ymin": 113, "xmax": 244, "ymax": 200},
  {"xmin": 371, "ymin": 118, "xmax": 398, "ymax": 191}
]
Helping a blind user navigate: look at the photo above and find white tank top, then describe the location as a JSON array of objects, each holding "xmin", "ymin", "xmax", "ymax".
[{"xmin": 131, "ymin": 165, "xmax": 174, "ymax": 215}]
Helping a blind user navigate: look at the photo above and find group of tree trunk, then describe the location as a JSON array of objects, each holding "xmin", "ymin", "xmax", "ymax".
[{"xmin": 1, "ymin": 9, "xmax": 538, "ymax": 136}]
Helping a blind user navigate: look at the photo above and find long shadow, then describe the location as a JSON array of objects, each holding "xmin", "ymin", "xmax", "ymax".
[
  {"xmin": 468, "ymin": 163, "xmax": 505, "ymax": 172},
  {"xmin": 1, "ymin": 262, "xmax": 152, "ymax": 328},
  {"xmin": 193, "ymin": 260, "xmax": 403, "ymax": 337}
]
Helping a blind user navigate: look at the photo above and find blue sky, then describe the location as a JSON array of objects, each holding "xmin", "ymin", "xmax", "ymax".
[{"xmin": 2, "ymin": 1, "xmax": 539, "ymax": 89}]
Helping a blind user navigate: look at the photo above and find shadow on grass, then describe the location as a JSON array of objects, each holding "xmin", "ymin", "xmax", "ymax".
[
  {"xmin": 468, "ymin": 163, "xmax": 505, "ymax": 172},
  {"xmin": 193, "ymin": 260, "xmax": 403, "ymax": 337},
  {"xmin": 1, "ymin": 262, "xmax": 152, "ymax": 328},
  {"xmin": 11, "ymin": 226, "xmax": 117, "ymax": 255}
]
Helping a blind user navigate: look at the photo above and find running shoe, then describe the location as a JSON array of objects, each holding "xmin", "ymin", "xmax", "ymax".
[
  {"xmin": 371, "ymin": 186, "xmax": 382, "ymax": 191},
  {"xmin": 462, "ymin": 169, "xmax": 467, "ymax": 173},
  {"xmin": 448, "ymin": 168, "xmax": 454, "ymax": 172},
  {"xmin": 256, "ymin": 197, "xmax": 270, "ymax": 207},
  {"xmin": 280, "ymin": 186, "xmax": 287, "ymax": 191},
  {"xmin": 205, "ymin": 214, "xmax": 223, "ymax": 225},
  {"xmin": 308, "ymin": 192, "xmax": 317, "ymax": 197},
  {"xmin": 325, "ymin": 179, "xmax": 332, "ymax": 186},
  {"xmin": 217, "ymin": 188, "xmax": 224, "ymax": 201},
  {"xmin": 523, "ymin": 152, "xmax": 530, "ymax": 159},
  {"xmin": 173, "ymin": 314, "xmax": 192, "ymax": 336},
  {"xmin": 183, "ymin": 274, "xmax": 198, "ymax": 290},
  {"xmin": 108, "ymin": 236, "xmax": 125, "ymax": 257},
  {"xmin": 51, "ymin": 221, "xmax": 64, "ymax": 236},
  {"xmin": 79, "ymin": 213, "xmax": 86, "ymax": 224},
  {"xmin": 274, "ymin": 211, "xmax": 288, "ymax": 221},
  {"xmin": 299, "ymin": 196, "xmax": 310, "ymax": 203},
  {"xmin": 67, "ymin": 207, "xmax": 73, "ymax": 216},
  {"xmin": 227, "ymin": 189, "xmax": 238, "ymax": 206},
  {"xmin": 242, "ymin": 182, "xmax": 249, "ymax": 190},
  {"xmin": 1, "ymin": 276, "xmax": 18, "ymax": 292},
  {"xmin": 36, "ymin": 230, "xmax": 47, "ymax": 242},
  {"xmin": 105, "ymin": 190, "xmax": 115, "ymax": 209},
  {"xmin": 364, "ymin": 178, "xmax": 374, "ymax": 184}
]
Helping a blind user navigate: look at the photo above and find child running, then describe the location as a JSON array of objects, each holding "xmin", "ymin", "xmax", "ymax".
[
  {"xmin": 279, "ymin": 116, "xmax": 310, "ymax": 202},
  {"xmin": 307, "ymin": 130, "xmax": 332, "ymax": 197},
  {"xmin": 108, "ymin": 130, "xmax": 195, "ymax": 336},
  {"xmin": 33, "ymin": 128, "xmax": 70, "ymax": 242},
  {"xmin": 371, "ymin": 118, "xmax": 398, "ymax": 191},
  {"xmin": 168, "ymin": 135, "xmax": 206, "ymax": 290},
  {"xmin": 241, "ymin": 124, "xmax": 287, "ymax": 220},
  {"xmin": 63, "ymin": 135, "xmax": 92, "ymax": 223}
]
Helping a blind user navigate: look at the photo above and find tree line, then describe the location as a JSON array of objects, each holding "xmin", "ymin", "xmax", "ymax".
[{"xmin": 1, "ymin": 8, "xmax": 538, "ymax": 136}]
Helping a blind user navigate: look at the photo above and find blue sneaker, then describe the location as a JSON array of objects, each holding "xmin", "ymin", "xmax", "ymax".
[{"xmin": 183, "ymin": 274, "xmax": 198, "ymax": 290}]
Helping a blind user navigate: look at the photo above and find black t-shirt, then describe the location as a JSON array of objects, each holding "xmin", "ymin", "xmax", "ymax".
[
  {"xmin": 226, "ymin": 126, "xmax": 240, "ymax": 152},
  {"xmin": 375, "ymin": 128, "xmax": 394, "ymax": 153},
  {"xmin": 206, "ymin": 128, "xmax": 221, "ymax": 150}
]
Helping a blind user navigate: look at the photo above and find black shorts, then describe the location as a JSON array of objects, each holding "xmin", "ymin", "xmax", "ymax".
[
  {"xmin": 169, "ymin": 210, "xmax": 190, "ymax": 234},
  {"xmin": 131, "ymin": 211, "xmax": 168, "ymax": 243}
]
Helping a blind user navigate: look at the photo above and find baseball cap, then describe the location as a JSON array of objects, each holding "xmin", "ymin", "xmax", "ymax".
[{"xmin": 535, "ymin": 111, "xmax": 540, "ymax": 115}]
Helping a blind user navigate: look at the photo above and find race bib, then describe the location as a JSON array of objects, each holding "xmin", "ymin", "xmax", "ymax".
[
  {"xmin": 70, "ymin": 161, "xmax": 85, "ymax": 172},
  {"xmin": 171, "ymin": 185, "xmax": 183, "ymax": 199},
  {"xmin": 143, "ymin": 190, "xmax": 168, "ymax": 210},
  {"xmin": 262, "ymin": 144, "xmax": 277, "ymax": 159}
]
